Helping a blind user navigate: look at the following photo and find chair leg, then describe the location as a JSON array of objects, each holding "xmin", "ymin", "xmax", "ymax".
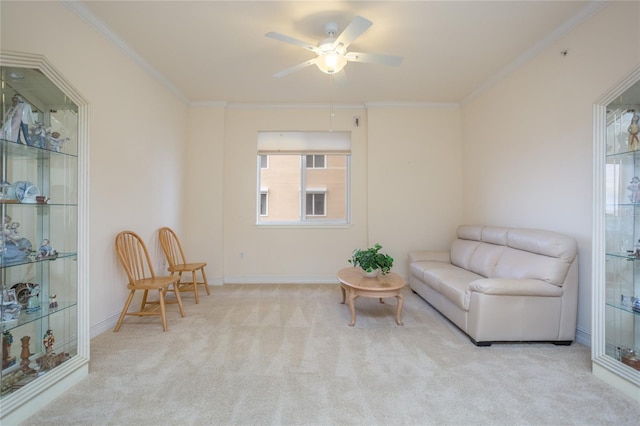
[
  {"xmin": 176, "ymin": 282, "xmax": 184, "ymax": 318},
  {"xmin": 173, "ymin": 279, "xmax": 185, "ymax": 318},
  {"xmin": 201, "ymin": 267, "xmax": 211, "ymax": 295},
  {"xmin": 192, "ymin": 270, "xmax": 200, "ymax": 304},
  {"xmin": 114, "ymin": 290, "xmax": 136, "ymax": 332},
  {"xmin": 158, "ymin": 289, "xmax": 167, "ymax": 331},
  {"xmin": 140, "ymin": 289, "xmax": 149, "ymax": 311}
]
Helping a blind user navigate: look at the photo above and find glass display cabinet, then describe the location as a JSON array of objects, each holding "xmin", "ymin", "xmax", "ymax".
[
  {"xmin": 0, "ymin": 52, "xmax": 89, "ymax": 424},
  {"xmin": 593, "ymin": 65, "xmax": 640, "ymax": 401}
]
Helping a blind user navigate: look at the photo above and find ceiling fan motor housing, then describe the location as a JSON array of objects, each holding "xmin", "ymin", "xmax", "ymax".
[{"xmin": 324, "ymin": 22, "xmax": 339, "ymax": 37}]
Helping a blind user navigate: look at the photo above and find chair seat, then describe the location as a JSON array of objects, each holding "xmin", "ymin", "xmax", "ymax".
[
  {"xmin": 127, "ymin": 276, "xmax": 178, "ymax": 291},
  {"xmin": 169, "ymin": 262, "xmax": 207, "ymax": 272}
]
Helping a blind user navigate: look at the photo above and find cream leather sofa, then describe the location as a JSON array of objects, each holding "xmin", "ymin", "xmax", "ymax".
[{"xmin": 408, "ymin": 225, "xmax": 578, "ymax": 346}]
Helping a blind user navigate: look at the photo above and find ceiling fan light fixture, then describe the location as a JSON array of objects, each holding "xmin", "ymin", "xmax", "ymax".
[{"xmin": 316, "ymin": 52, "xmax": 347, "ymax": 74}]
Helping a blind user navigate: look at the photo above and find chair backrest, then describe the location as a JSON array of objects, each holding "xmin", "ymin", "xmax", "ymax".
[
  {"xmin": 115, "ymin": 231, "xmax": 156, "ymax": 284},
  {"xmin": 159, "ymin": 227, "xmax": 186, "ymax": 269}
]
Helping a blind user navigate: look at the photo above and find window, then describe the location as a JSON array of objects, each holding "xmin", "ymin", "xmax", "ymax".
[
  {"xmin": 257, "ymin": 131, "xmax": 350, "ymax": 225},
  {"xmin": 306, "ymin": 154, "xmax": 325, "ymax": 168},
  {"xmin": 260, "ymin": 191, "xmax": 268, "ymax": 216},
  {"xmin": 260, "ymin": 154, "xmax": 269, "ymax": 169},
  {"xmin": 306, "ymin": 192, "xmax": 326, "ymax": 216}
]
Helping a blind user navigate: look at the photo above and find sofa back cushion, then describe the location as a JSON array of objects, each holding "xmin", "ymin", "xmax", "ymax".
[{"xmin": 451, "ymin": 225, "xmax": 577, "ymax": 286}]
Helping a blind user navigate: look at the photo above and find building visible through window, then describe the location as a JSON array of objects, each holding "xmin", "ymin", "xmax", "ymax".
[{"xmin": 257, "ymin": 132, "xmax": 350, "ymax": 225}]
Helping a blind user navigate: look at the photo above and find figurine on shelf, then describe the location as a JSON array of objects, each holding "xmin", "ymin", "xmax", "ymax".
[
  {"xmin": 26, "ymin": 284, "xmax": 41, "ymax": 314},
  {"xmin": 2, "ymin": 330, "xmax": 16, "ymax": 369},
  {"xmin": 629, "ymin": 114, "xmax": 640, "ymax": 151},
  {"xmin": 49, "ymin": 294, "xmax": 58, "ymax": 310},
  {"xmin": 47, "ymin": 131, "xmax": 68, "ymax": 152},
  {"xmin": 43, "ymin": 329, "xmax": 54, "ymax": 355},
  {"xmin": 628, "ymin": 177, "xmax": 640, "ymax": 203},
  {"xmin": 19, "ymin": 336, "xmax": 36, "ymax": 375},
  {"xmin": 36, "ymin": 239, "xmax": 57, "ymax": 260},
  {"xmin": 1, "ymin": 288, "xmax": 21, "ymax": 322},
  {"xmin": 29, "ymin": 122, "xmax": 49, "ymax": 148},
  {"xmin": 1, "ymin": 94, "xmax": 36, "ymax": 145},
  {"xmin": 0, "ymin": 224, "xmax": 31, "ymax": 265},
  {"xmin": 0, "ymin": 180, "xmax": 10, "ymax": 201},
  {"xmin": 633, "ymin": 239, "xmax": 640, "ymax": 257}
]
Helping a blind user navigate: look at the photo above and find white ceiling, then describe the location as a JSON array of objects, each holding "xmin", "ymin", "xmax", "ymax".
[{"xmin": 70, "ymin": 1, "xmax": 605, "ymax": 105}]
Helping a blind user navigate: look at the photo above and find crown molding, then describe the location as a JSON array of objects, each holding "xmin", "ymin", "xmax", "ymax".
[
  {"xmin": 61, "ymin": 0, "xmax": 189, "ymax": 105},
  {"xmin": 226, "ymin": 103, "xmax": 365, "ymax": 110},
  {"xmin": 190, "ymin": 101, "xmax": 228, "ymax": 108},
  {"xmin": 365, "ymin": 101, "xmax": 460, "ymax": 109},
  {"xmin": 461, "ymin": 0, "xmax": 608, "ymax": 106}
]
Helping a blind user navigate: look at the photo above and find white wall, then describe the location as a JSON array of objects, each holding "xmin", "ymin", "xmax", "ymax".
[
  {"xmin": 1, "ymin": 1, "xmax": 188, "ymax": 335},
  {"xmin": 184, "ymin": 106, "xmax": 225, "ymax": 284},
  {"xmin": 461, "ymin": 1, "xmax": 640, "ymax": 341},
  {"xmin": 181, "ymin": 105, "xmax": 463, "ymax": 282},
  {"xmin": 367, "ymin": 106, "xmax": 464, "ymax": 274},
  {"xmin": 220, "ymin": 106, "xmax": 369, "ymax": 282}
]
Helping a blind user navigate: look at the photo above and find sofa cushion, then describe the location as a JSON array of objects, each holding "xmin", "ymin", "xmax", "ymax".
[
  {"xmin": 457, "ymin": 224, "xmax": 483, "ymax": 241},
  {"xmin": 450, "ymin": 239, "xmax": 481, "ymax": 270},
  {"xmin": 480, "ymin": 226, "xmax": 508, "ymax": 245},
  {"xmin": 493, "ymin": 247, "xmax": 570, "ymax": 286},
  {"xmin": 423, "ymin": 267, "xmax": 484, "ymax": 310},
  {"xmin": 467, "ymin": 243, "xmax": 505, "ymax": 278},
  {"xmin": 469, "ymin": 278, "xmax": 564, "ymax": 296},
  {"xmin": 507, "ymin": 228, "xmax": 577, "ymax": 263},
  {"xmin": 410, "ymin": 261, "xmax": 459, "ymax": 290}
]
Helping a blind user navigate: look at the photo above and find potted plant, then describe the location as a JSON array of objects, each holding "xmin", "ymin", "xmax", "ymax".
[{"xmin": 348, "ymin": 243, "xmax": 394, "ymax": 276}]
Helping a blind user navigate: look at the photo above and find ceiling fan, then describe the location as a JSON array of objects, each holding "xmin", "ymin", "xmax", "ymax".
[{"xmin": 265, "ymin": 16, "xmax": 402, "ymax": 78}]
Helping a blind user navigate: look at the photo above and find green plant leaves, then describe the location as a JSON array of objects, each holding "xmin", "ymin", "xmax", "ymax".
[{"xmin": 347, "ymin": 243, "xmax": 394, "ymax": 274}]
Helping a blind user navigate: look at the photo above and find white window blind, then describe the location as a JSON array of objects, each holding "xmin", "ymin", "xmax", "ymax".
[{"xmin": 257, "ymin": 131, "xmax": 351, "ymax": 154}]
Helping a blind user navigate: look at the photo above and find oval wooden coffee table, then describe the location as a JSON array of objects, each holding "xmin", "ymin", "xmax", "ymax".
[{"xmin": 336, "ymin": 267, "xmax": 406, "ymax": 326}]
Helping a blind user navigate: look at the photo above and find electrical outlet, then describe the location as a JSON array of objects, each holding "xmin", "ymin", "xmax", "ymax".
[{"xmin": 240, "ymin": 252, "xmax": 244, "ymax": 260}]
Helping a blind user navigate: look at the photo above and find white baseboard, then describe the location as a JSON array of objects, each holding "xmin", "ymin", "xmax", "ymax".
[
  {"xmin": 90, "ymin": 312, "xmax": 120, "ymax": 338},
  {"xmin": 223, "ymin": 276, "xmax": 338, "ymax": 284},
  {"xmin": 575, "ymin": 326, "xmax": 591, "ymax": 347},
  {"xmin": 222, "ymin": 275, "xmax": 410, "ymax": 285}
]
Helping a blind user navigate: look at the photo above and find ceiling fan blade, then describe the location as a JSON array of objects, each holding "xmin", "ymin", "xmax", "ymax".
[
  {"xmin": 333, "ymin": 16, "xmax": 372, "ymax": 50},
  {"xmin": 265, "ymin": 32, "xmax": 322, "ymax": 55},
  {"xmin": 273, "ymin": 58, "xmax": 318, "ymax": 78},
  {"xmin": 345, "ymin": 52, "xmax": 403, "ymax": 67}
]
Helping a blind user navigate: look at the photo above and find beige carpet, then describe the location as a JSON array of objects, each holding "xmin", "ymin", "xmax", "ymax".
[{"xmin": 21, "ymin": 284, "xmax": 640, "ymax": 425}]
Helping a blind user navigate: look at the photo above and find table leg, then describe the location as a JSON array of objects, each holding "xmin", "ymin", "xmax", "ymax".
[
  {"xmin": 395, "ymin": 292, "xmax": 404, "ymax": 326},
  {"xmin": 348, "ymin": 290, "xmax": 358, "ymax": 326},
  {"xmin": 340, "ymin": 285, "xmax": 346, "ymax": 304}
]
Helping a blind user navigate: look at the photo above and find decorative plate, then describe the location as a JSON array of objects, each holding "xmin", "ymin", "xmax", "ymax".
[
  {"xmin": 11, "ymin": 181, "xmax": 33, "ymax": 202},
  {"xmin": 21, "ymin": 185, "xmax": 40, "ymax": 203}
]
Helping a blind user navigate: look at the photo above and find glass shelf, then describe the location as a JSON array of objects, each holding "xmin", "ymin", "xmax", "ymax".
[
  {"xmin": 0, "ymin": 252, "xmax": 77, "ymax": 269},
  {"xmin": 1, "ymin": 300, "xmax": 77, "ymax": 333},
  {"xmin": 606, "ymin": 302, "xmax": 640, "ymax": 316},
  {"xmin": 0, "ymin": 138, "xmax": 76, "ymax": 159}
]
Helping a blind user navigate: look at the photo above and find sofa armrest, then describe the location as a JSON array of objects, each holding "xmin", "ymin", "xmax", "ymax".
[
  {"xmin": 468, "ymin": 278, "xmax": 563, "ymax": 297},
  {"xmin": 408, "ymin": 250, "xmax": 450, "ymax": 263}
]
